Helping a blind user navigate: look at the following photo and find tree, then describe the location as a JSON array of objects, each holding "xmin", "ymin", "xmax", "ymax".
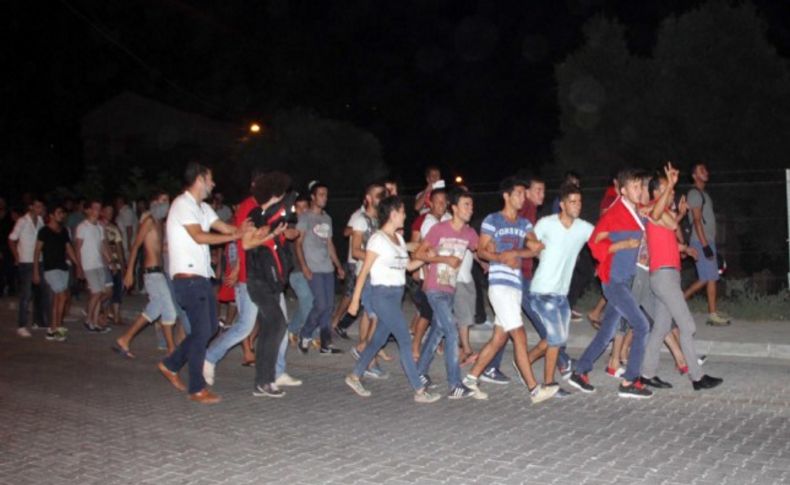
[{"xmin": 232, "ymin": 109, "xmax": 387, "ymax": 197}]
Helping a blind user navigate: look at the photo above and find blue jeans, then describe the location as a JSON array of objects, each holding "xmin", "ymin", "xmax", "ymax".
[
  {"xmin": 166, "ymin": 275, "xmax": 191, "ymax": 335},
  {"xmin": 206, "ymin": 283, "xmax": 257, "ymax": 365},
  {"xmin": 487, "ymin": 279, "xmax": 570, "ymax": 371},
  {"xmin": 287, "ymin": 272, "xmax": 314, "ymax": 335},
  {"xmin": 353, "ymin": 285, "xmax": 422, "ymax": 390},
  {"xmin": 575, "ymin": 280, "xmax": 650, "ymax": 382},
  {"xmin": 164, "ymin": 277, "xmax": 218, "ymax": 394},
  {"xmin": 300, "ymin": 272, "xmax": 335, "ymax": 347},
  {"xmin": 416, "ymin": 291, "xmax": 462, "ymax": 391},
  {"xmin": 275, "ymin": 293, "xmax": 289, "ymax": 379}
]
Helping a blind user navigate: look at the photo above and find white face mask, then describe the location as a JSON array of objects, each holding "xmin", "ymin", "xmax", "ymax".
[{"xmin": 150, "ymin": 201, "xmax": 170, "ymax": 220}]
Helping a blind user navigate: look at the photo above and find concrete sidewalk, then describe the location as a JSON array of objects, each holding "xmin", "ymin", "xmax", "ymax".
[{"xmin": 7, "ymin": 289, "xmax": 787, "ymax": 361}]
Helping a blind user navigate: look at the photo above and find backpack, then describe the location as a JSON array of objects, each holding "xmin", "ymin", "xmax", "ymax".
[{"xmin": 680, "ymin": 187, "xmax": 705, "ymax": 244}]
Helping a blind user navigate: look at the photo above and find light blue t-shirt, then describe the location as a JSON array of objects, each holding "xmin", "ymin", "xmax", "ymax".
[
  {"xmin": 480, "ymin": 212, "xmax": 532, "ymax": 290},
  {"xmin": 531, "ymin": 214, "xmax": 594, "ymax": 295}
]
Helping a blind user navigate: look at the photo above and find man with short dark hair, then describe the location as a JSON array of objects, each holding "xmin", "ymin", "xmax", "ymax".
[
  {"xmin": 295, "ymin": 182, "xmax": 345, "ymax": 354},
  {"xmin": 683, "ymin": 162, "xmax": 729, "ymax": 326},
  {"xmin": 33, "ymin": 205, "xmax": 80, "ymax": 341},
  {"xmin": 527, "ymin": 184, "xmax": 593, "ymax": 395},
  {"xmin": 414, "ymin": 165, "xmax": 442, "ymax": 214},
  {"xmin": 9, "ymin": 197, "xmax": 46, "ymax": 337},
  {"xmin": 461, "ymin": 177, "xmax": 557, "ymax": 404},
  {"xmin": 75, "ymin": 200, "xmax": 112, "ymax": 333},
  {"xmin": 415, "ymin": 190, "xmax": 485, "ymax": 399},
  {"xmin": 157, "ymin": 162, "xmax": 246, "ymax": 404},
  {"xmin": 569, "ymin": 169, "xmax": 653, "ymax": 399},
  {"xmin": 113, "ymin": 191, "xmax": 175, "ymax": 357}
]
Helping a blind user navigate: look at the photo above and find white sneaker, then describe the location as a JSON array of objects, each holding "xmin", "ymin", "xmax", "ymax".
[
  {"xmin": 345, "ymin": 374, "xmax": 371, "ymax": 397},
  {"xmin": 275, "ymin": 373, "xmax": 303, "ymax": 387},
  {"xmin": 16, "ymin": 327, "xmax": 32, "ymax": 338},
  {"xmin": 530, "ymin": 384, "xmax": 558, "ymax": 404},
  {"xmin": 414, "ymin": 389, "xmax": 441, "ymax": 404},
  {"xmin": 203, "ymin": 360, "xmax": 216, "ymax": 386}
]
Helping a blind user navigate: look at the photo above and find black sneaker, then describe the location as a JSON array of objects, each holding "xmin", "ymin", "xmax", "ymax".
[
  {"xmin": 568, "ymin": 373, "xmax": 595, "ymax": 393},
  {"xmin": 253, "ymin": 383, "xmax": 285, "ymax": 398},
  {"xmin": 419, "ymin": 374, "xmax": 438, "ymax": 389},
  {"xmin": 692, "ymin": 374, "xmax": 723, "ymax": 391},
  {"xmin": 297, "ymin": 338, "xmax": 310, "ymax": 354},
  {"xmin": 319, "ymin": 346, "xmax": 344, "ymax": 355},
  {"xmin": 480, "ymin": 367, "xmax": 510, "ymax": 385},
  {"xmin": 640, "ymin": 376, "xmax": 673, "ymax": 389},
  {"xmin": 618, "ymin": 380, "xmax": 653, "ymax": 399},
  {"xmin": 559, "ymin": 358, "xmax": 575, "ymax": 381},
  {"xmin": 447, "ymin": 385, "xmax": 475, "ymax": 400},
  {"xmin": 334, "ymin": 327, "xmax": 350, "ymax": 340}
]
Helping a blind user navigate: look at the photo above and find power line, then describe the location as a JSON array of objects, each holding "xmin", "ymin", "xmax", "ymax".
[{"xmin": 57, "ymin": 0, "xmax": 224, "ymax": 113}]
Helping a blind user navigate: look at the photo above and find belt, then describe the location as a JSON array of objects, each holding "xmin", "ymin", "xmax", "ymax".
[
  {"xmin": 172, "ymin": 273, "xmax": 202, "ymax": 280},
  {"xmin": 143, "ymin": 266, "xmax": 163, "ymax": 274}
]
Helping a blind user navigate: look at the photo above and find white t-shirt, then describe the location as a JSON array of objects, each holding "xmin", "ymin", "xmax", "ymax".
[
  {"xmin": 420, "ymin": 212, "xmax": 451, "ymax": 238},
  {"xmin": 348, "ymin": 208, "xmax": 379, "ymax": 275},
  {"xmin": 345, "ymin": 207, "xmax": 364, "ymax": 263},
  {"xmin": 115, "ymin": 205, "xmax": 137, "ymax": 256},
  {"xmin": 9, "ymin": 214, "xmax": 44, "ymax": 263},
  {"xmin": 76, "ymin": 220, "xmax": 106, "ymax": 270},
  {"xmin": 366, "ymin": 231, "xmax": 408, "ymax": 287},
  {"xmin": 531, "ymin": 215, "xmax": 594, "ymax": 295},
  {"xmin": 167, "ymin": 191, "xmax": 219, "ymax": 278},
  {"xmin": 457, "ymin": 250, "xmax": 474, "ymax": 284}
]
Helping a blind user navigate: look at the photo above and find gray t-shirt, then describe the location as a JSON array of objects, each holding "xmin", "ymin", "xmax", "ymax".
[
  {"xmin": 686, "ymin": 188, "xmax": 716, "ymax": 244},
  {"xmin": 297, "ymin": 210, "xmax": 334, "ymax": 273}
]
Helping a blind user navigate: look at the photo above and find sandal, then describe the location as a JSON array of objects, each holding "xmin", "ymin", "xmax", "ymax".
[{"xmin": 111, "ymin": 343, "xmax": 135, "ymax": 359}]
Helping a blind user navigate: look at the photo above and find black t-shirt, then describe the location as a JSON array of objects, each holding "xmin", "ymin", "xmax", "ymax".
[{"xmin": 37, "ymin": 226, "xmax": 70, "ymax": 271}]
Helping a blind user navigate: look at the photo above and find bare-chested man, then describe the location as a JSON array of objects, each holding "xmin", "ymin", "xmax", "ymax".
[{"xmin": 112, "ymin": 191, "xmax": 177, "ymax": 358}]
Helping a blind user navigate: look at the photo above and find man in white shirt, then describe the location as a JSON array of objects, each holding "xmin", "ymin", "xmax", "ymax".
[
  {"xmin": 76, "ymin": 200, "xmax": 112, "ymax": 333},
  {"xmin": 8, "ymin": 197, "xmax": 45, "ymax": 337},
  {"xmin": 157, "ymin": 162, "xmax": 247, "ymax": 405}
]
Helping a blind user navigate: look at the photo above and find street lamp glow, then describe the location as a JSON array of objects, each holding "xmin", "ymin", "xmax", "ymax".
[
  {"xmin": 249, "ymin": 123, "xmax": 261, "ymax": 133},
  {"xmin": 455, "ymin": 175, "xmax": 463, "ymax": 184}
]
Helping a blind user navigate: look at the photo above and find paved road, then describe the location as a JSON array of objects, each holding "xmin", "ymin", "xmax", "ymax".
[{"xmin": 2, "ymin": 310, "xmax": 790, "ymax": 485}]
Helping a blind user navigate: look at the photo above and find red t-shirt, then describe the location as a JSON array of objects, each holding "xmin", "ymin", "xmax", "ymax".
[
  {"xmin": 518, "ymin": 199, "xmax": 537, "ymax": 279},
  {"xmin": 235, "ymin": 196, "xmax": 258, "ymax": 283},
  {"xmin": 646, "ymin": 214, "xmax": 680, "ymax": 272},
  {"xmin": 411, "ymin": 213, "xmax": 427, "ymax": 239}
]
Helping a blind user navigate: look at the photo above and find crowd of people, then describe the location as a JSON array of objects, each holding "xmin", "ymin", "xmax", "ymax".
[{"xmin": 2, "ymin": 160, "xmax": 726, "ymax": 404}]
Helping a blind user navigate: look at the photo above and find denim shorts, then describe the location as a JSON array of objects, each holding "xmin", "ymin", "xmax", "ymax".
[
  {"xmin": 44, "ymin": 269, "xmax": 69, "ymax": 293},
  {"xmin": 84, "ymin": 268, "xmax": 111, "ymax": 294},
  {"xmin": 142, "ymin": 272, "xmax": 178, "ymax": 325},
  {"xmin": 691, "ymin": 240, "xmax": 720, "ymax": 282},
  {"xmin": 528, "ymin": 293, "xmax": 570, "ymax": 347}
]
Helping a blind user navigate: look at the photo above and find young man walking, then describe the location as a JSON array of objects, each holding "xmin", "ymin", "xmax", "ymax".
[
  {"xmin": 113, "ymin": 192, "xmax": 177, "ymax": 357},
  {"xmin": 75, "ymin": 200, "xmax": 112, "ymax": 333},
  {"xmin": 33, "ymin": 205, "xmax": 80, "ymax": 341},
  {"xmin": 526, "ymin": 184, "xmax": 593, "ymax": 395},
  {"xmin": 157, "ymin": 162, "xmax": 245, "ymax": 404},
  {"xmin": 569, "ymin": 169, "xmax": 653, "ymax": 399},
  {"xmin": 461, "ymin": 177, "xmax": 557, "ymax": 404},
  {"xmin": 296, "ymin": 182, "xmax": 345, "ymax": 354},
  {"xmin": 414, "ymin": 190, "xmax": 485, "ymax": 399},
  {"xmin": 683, "ymin": 162, "xmax": 729, "ymax": 326},
  {"xmin": 641, "ymin": 164, "xmax": 723, "ymax": 391}
]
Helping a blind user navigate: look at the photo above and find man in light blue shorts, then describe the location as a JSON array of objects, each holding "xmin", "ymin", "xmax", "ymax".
[{"xmin": 682, "ymin": 162, "xmax": 729, "ymax": 326}]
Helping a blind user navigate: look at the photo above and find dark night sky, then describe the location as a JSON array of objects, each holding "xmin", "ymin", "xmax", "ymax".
[{"xmin": 7, "ymin": 0, "xmax": 790, "ymax": 192}]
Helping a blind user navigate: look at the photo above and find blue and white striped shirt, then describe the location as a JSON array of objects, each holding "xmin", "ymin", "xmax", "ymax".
[{"xmin": 480, "ymin": 212, "xmax": 532, "ymax": 290}]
